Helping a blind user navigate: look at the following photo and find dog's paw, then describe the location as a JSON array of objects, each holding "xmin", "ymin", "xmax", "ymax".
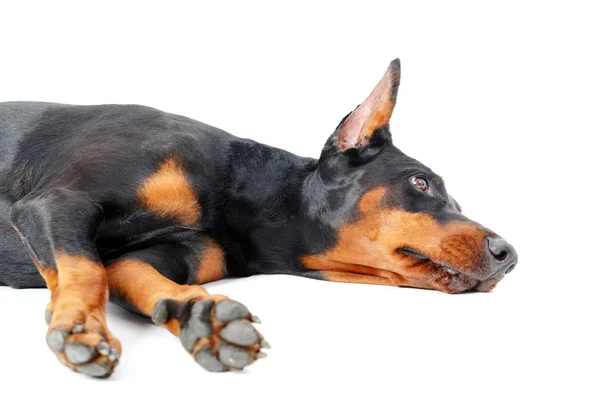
[
  {"xmin": 152, "ymin": 297, "xmax": 268, "ymax": 372},
  {"xmin": 45, "ymin": 306, "xmax": 121, "ymax": 378}
]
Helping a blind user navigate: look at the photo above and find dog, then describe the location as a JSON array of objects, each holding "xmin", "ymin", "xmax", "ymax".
[{"xmin": 0, "ymin": 59, "xmax": 517, "ymax": 378}]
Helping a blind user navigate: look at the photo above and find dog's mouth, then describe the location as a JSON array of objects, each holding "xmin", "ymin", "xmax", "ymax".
[{"xmin": 395, "ymin": 247, "xmax": 480, "ymax": 293}]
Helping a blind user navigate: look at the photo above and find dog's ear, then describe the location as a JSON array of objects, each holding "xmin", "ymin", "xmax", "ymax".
[{"xmin": 332, "ymin": 59, "xmax": 400, "ymax": 154}]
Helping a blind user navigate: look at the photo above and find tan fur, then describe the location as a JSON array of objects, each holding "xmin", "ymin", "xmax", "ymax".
[
  {"xmin": 107, "ymin": 258, "xmax": 211, "ymax": 335},
  {"xmin": 302, "ymin": 187, "xmax": 488, "ymax": 292},
  {"xmin": 137, "ymin": 158, "xmax": 201, "ymax": 224},
  {"xmin": 196, "ymin": 239, "xmax": 227, "ymax": 284},
  {"xmin": 44, "ymin": 252, "xmax": 121, "ymax": 371}
]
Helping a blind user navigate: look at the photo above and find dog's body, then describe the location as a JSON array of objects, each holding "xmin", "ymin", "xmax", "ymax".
[
  {"xmin": 0, "ymin": 60, "xmax": 517, "ymax": 378},
  {"xmin": 0, "ymin": 101, "xmax": 317, "ymax": 289}
]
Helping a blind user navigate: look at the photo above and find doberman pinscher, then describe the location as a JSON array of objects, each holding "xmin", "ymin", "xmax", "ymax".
[{"xmin": 0, "ymin": 59, "xmax": 517, "ymax": 378}]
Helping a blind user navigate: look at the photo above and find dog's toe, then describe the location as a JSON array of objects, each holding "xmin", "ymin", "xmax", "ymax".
[
  {"xmin": 195, "ymin": 348, "xmax": 227, "ymax": 372},
  {"xmin": 165, "ymin": 296, "xmax": 269, "ymax": 372},
  {"xmin": 218, "ymin": 344, "xmax": 254, "ymax": 369},
  {"xmin": 76, "ymin": 361, "xmax": 113, "ymax": 378},
  {"xmin": 220, "ymin": 320, "xmax": 260, "ymax": 346},
  {"xmin": 65, "ymin": 342, "xmax": 95, "ymax": 364},
  {"xmin": 215, "ymin": 300, "xmax": 250, "ymax": 322},
  {"xmin": 97, "ymin": 341, "xmax": 111, "ymax": 356},
  {"xmin": 180, "ymin": 300, "xmax": 214, "ymax": 352},
  {"xmin": 47, "ymin": 328, "xmax": 69, "ymax": 352},
  {"xmin": 46, "ymin": 313, "xmax": 121, "ymax": 379}
]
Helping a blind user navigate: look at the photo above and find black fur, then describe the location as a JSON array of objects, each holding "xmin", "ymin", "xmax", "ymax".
[{"xmin": 0, "ymin": 101, "xmax": 463, "ymax": 296}]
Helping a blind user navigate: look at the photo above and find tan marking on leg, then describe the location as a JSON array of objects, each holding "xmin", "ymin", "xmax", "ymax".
[
  {"xmin": 196, "ymin": 239, "xmax": 226, "ymax": 284},
  {"xmin": 11, "ymin": 221, "xmax": 59, "ymax": 292},
  {"xmin": 28, "ymin": 252, "xmax": 59, "ymax": 292},
  {"xmin": 27, "ymin": 254, "xmax": 59, "ymax": 317},
  {"xmin": 53, "ymin": 252, "xmax": 108, "ymax": 316},
  {"xmin": 107, "ymin": 258, "xmax": 209, "ymax": 335},
  {"xmin": 38, "ymin": 266, "xmax": 59, "ymax": 292},
  {"xmin": 50, "ymin": 252, "xmax": 111, "ymax": 332},
  {"xmin": 107, "ymin": 258, "xmax": 267, "ymax": 371},
  {"xmin": 46, "ymin": 252, "xmax": 120, "ymax": 376},
  {"xmin": 137, "ymin": 158, "xmax": 201, "ymax": 224}
]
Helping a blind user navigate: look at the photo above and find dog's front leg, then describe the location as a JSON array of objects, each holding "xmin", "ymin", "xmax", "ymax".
[
  {"xmin": 10, "ymin": 188, "xmax": 121, "ymax": 378},
  {"xmin": 106, "ymin": 255, "xmax": 269, "ymax": 372}
]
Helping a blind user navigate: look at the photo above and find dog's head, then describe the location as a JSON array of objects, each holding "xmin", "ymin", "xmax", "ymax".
[{"xmin": 302, "ymin": 59, "xmax": 517, "ymax": 293}]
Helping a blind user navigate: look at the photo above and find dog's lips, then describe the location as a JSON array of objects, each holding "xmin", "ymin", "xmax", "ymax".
[
  {"xmin": 396, "ymin": 248, "xmax": 480, "ymax": 293},
  {"xmin": 437, "ymin": 264, "xmax": 460, "ymax": 276},
  {"xmin": 428, "ymin": 262, "xmax": 480, "ymax": 293}
]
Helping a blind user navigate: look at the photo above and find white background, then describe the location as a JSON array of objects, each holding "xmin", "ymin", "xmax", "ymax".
[{"xmin": 0, "ymin": 1, "xmax": 598, "ymax": 399}]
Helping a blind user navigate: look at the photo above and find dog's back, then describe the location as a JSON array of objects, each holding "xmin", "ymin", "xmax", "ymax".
[{"xmin": 0, "ymin": 101, "xmax": 235, "ymax": 288}]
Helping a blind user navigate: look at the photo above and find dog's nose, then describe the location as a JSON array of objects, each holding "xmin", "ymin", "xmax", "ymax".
[{"xmin": 486, "ymin": 236, "xmax": 518, "ymax": 274}]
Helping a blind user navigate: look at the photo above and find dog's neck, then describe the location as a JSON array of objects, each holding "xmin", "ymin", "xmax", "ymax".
[
  {"xmin": 212, "ymin": 138, "xmax": 342, "ymax": 274},
  {"xmin": 218, "ymin": 138, "xmax": 319, "ymax": 223}
]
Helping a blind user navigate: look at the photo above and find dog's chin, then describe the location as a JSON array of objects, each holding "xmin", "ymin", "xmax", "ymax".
[
  {"xmin": 423, "ymin": 261, "xmax": 481, "ymax": 294},
  {"xmin": 396, "ymin": 249, "xmax": 483, "ymax": 294}
]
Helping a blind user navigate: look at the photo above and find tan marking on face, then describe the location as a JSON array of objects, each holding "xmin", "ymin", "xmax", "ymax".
[
  {"xmin": 303, "ymin": 256, "xmax": 407, "ymax": 286},
  {"xmin": 322, "ymin": 271, "xmax": 396, "ymax": 286},
  {"xmin": 137, "ymin": 158, "xmax": 201, "ymax": 225},
  {"xmin": 302, "ymin": 187, "xmax": 489, "ymax": 293},
  {"xmin": 196, "ymin": 239, "xmax": 227, "ymax": 284},
  {"xmin": 358, "ymin": 186, "xmax": 387, "ymax": 213}
]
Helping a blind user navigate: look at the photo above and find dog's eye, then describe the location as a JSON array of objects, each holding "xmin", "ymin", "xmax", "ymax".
[{"xmin": 411, "ymin": 176, "xmax": 429, "ymax": 192}]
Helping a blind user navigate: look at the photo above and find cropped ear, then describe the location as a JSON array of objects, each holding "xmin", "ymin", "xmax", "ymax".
[{"xmin": 336, "ymin": 59, "xmax": 400, "ymax": 151}]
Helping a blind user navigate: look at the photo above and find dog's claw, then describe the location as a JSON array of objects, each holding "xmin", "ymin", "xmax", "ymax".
[
  {"xmin": 76, "ymin": 361, "xmax": 112, "ymax": 378},
  {"xmin": 260, "ymin": 339, "xmax": 271, "ymax": 349},
  {"xmin": 108, "ymin": 348, "xmax": 119, "ymax": 362},
  {"xmin": 256, "ymin": 351, "xmax": 267, "ymax": 359},
  {"xmin": 251, "ymin": 315, "xmax": 262, "ymax": 324},
  {"xmin": 72, "ymin": 323, "xmax": 85, "ymax": 334},
  {"xmin": 97, "ymin": 341, "xmax": 111, "ymax": 356}
]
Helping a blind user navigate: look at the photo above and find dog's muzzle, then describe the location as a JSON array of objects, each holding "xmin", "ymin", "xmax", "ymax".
[{"xmin": 475, "ymin": 236, "xmax": 518, "ymax": 291}]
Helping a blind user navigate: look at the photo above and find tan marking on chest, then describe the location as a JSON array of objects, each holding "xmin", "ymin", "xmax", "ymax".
[
  {"xmin": 196, "ymin": 239, "xmax": 226, "ymax": 284},
  {"xmin": 137, "ymin": 158, "xmax": 201, "ymax": 224}
]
